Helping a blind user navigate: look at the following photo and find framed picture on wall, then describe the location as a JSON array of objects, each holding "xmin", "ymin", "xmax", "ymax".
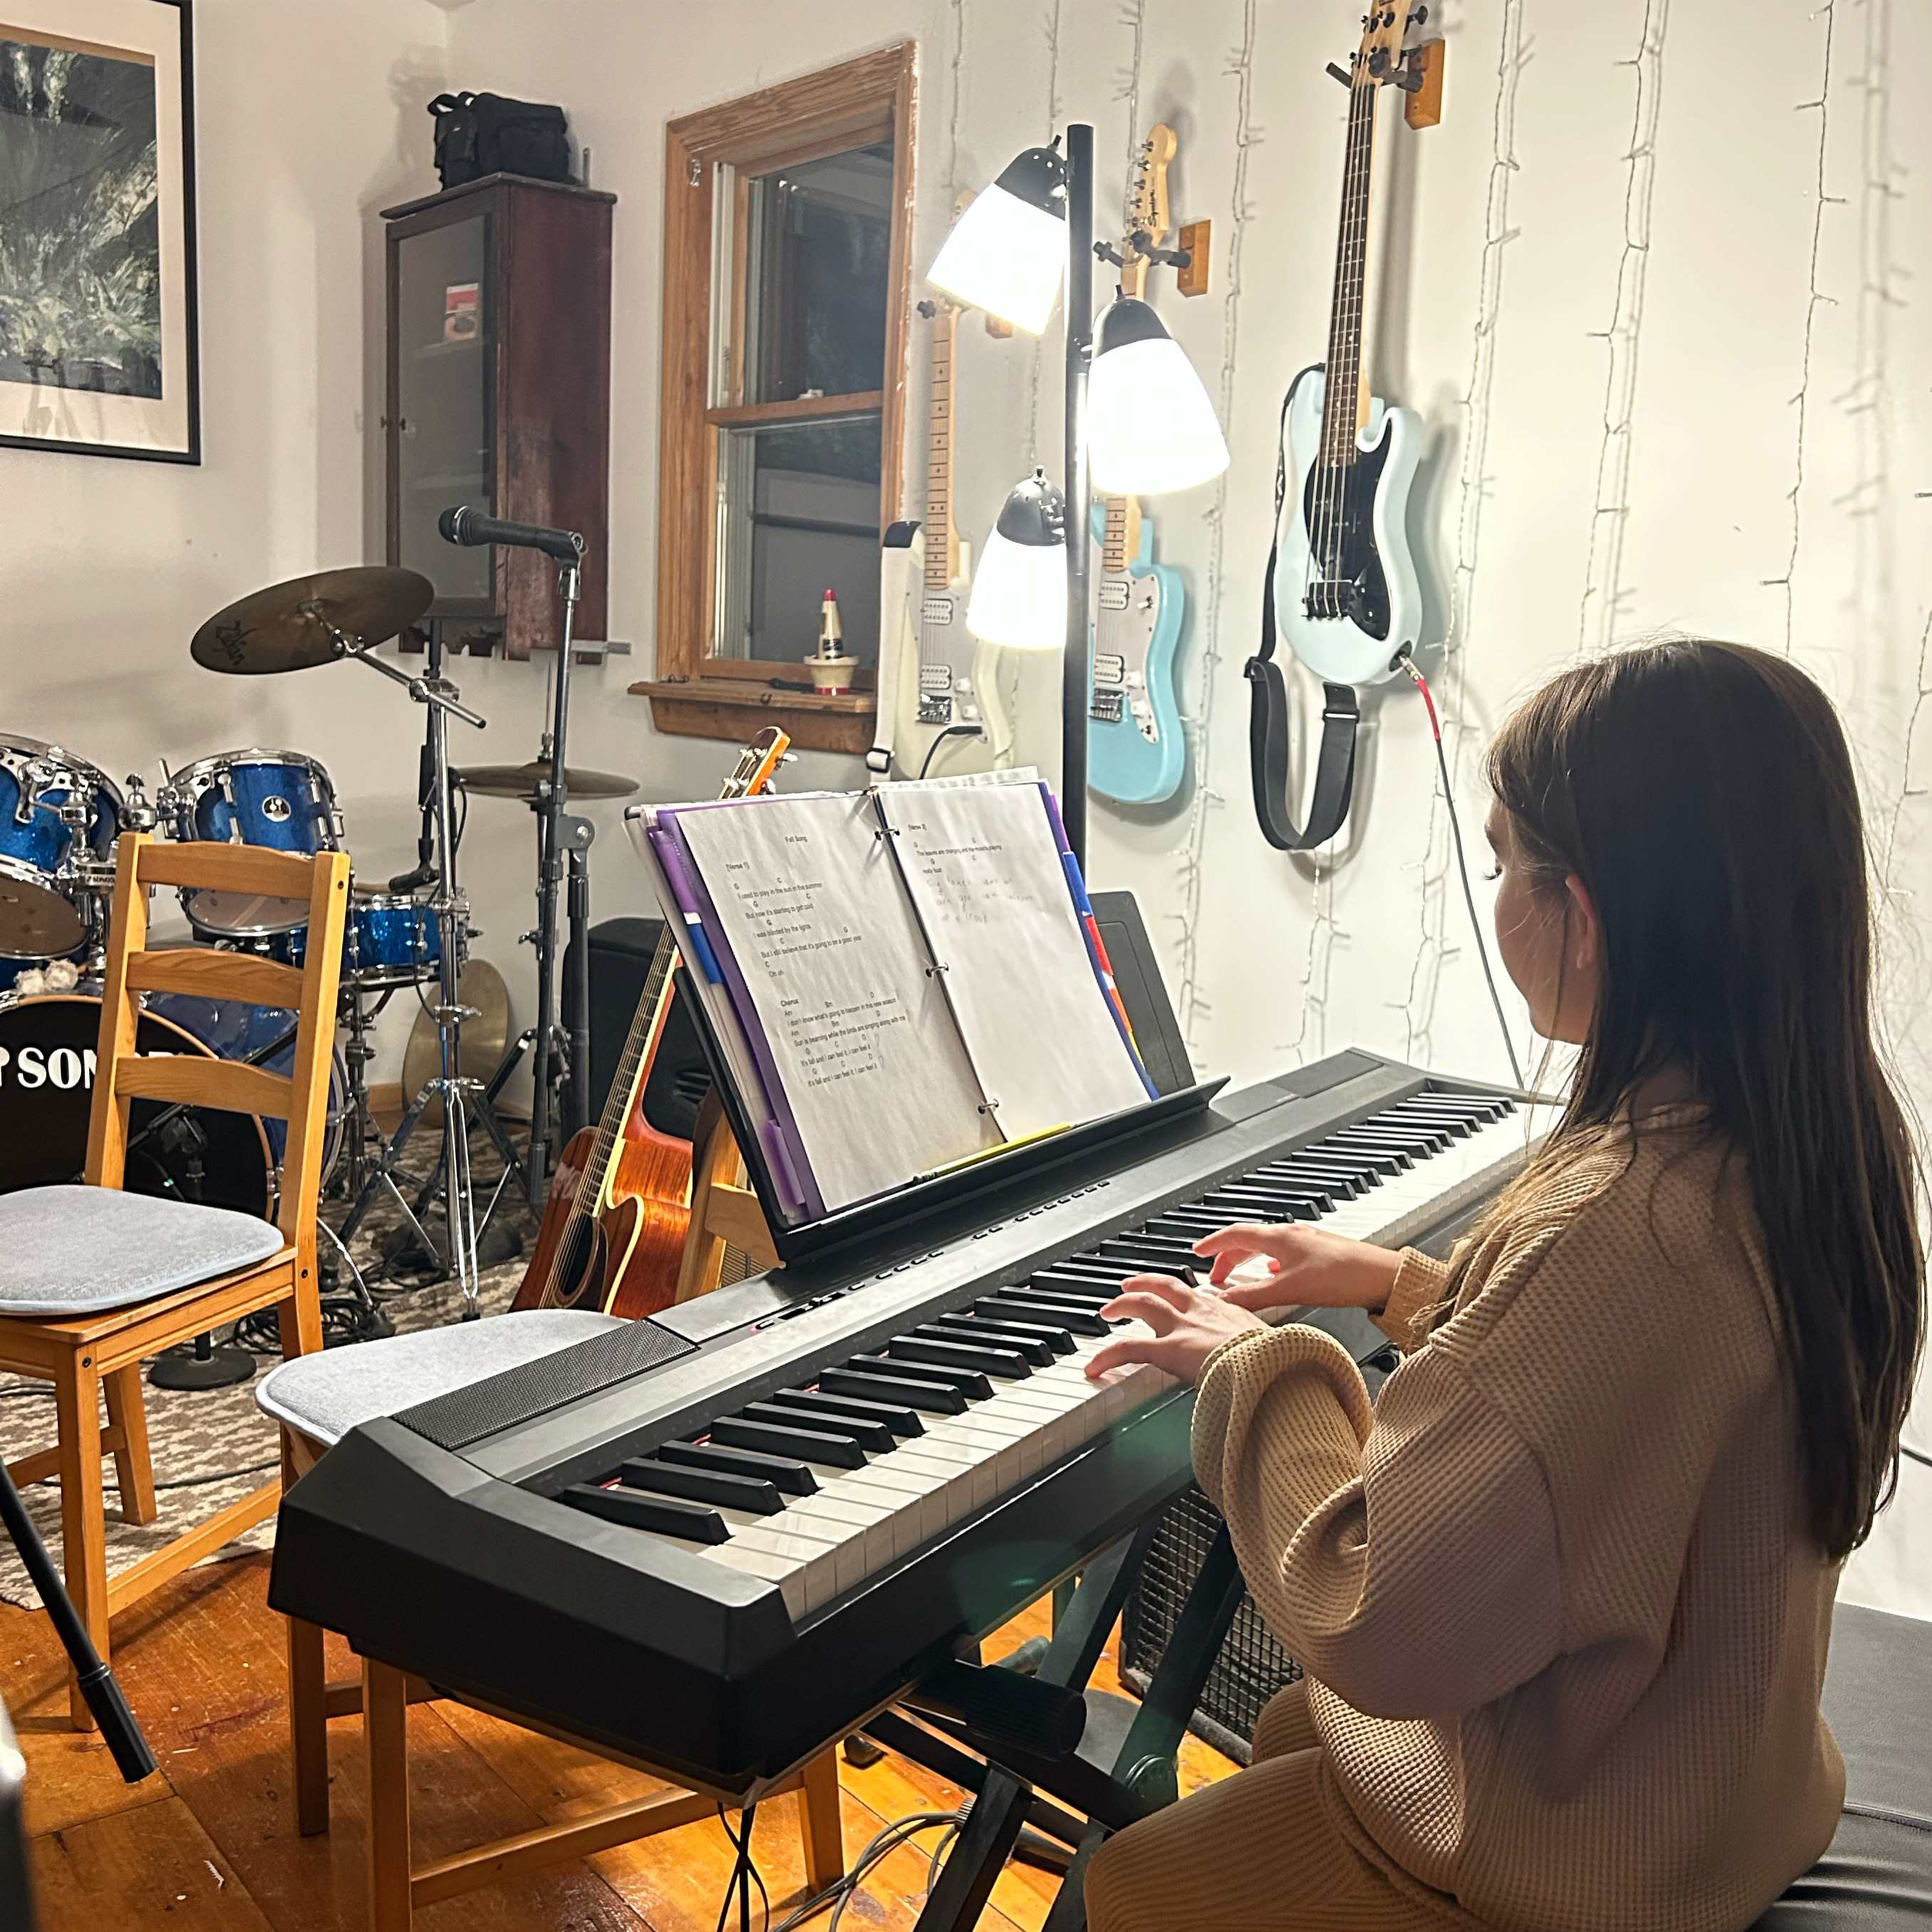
[{"xmin": 0, "ymin": 0, "xmax": 200, "ymax": 463}]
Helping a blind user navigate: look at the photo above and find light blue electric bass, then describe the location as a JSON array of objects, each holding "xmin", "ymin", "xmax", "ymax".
[{"xmin": 1089, "ymin": 495, "xmax": 1188, "ymax": 806}]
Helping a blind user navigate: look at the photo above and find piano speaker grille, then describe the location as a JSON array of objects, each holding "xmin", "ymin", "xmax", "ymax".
[{"xmin": 1117, "ymin": 1484, "xmax": 1299, "ymax": 1768}]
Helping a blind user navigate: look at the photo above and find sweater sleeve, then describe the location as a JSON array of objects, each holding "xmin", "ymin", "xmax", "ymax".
[
  {"xmin": 1191, "ymin": 1322, "xmax": 1563, "ymax": 1722},
  {"xmin": 1373, "ymin": 1248, "xmax": 1449, "ymax": 1353}
]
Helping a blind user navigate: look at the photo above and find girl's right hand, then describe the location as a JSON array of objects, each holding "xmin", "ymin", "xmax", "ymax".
[{"xmin": 1193, "ymin": 1223, "xmax": 1404, "ymax": 1316}]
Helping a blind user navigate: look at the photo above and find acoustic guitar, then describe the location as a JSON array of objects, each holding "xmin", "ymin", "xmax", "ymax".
[{"xmin": 511, "ymin": 726, "xmax": 791, "ymax": 1317}]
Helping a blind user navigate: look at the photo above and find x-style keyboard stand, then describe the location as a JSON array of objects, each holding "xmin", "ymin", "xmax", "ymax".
[{"xmin": 863, "ymin": 1511, "xmax": 1248, "ymax": 1932}]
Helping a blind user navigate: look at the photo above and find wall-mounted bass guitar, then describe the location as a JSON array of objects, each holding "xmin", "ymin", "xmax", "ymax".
[
  {"xmin": 1250, "ymin": 3, "xmax": 1429, "ymax": 850},
  {"xmin": 870, "ymin": 292, "xmax": 1016, "ymax": 780},
  {"xmin": 1090, "ymin": 127, "xmax": 1188, "ymax": 808},
  {"xmin": 511, "ymin": 726, "xmax": 790, "ymax": 1317}
]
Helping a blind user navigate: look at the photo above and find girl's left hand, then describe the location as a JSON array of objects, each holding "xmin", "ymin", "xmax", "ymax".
[{"xmin": 1084, "ymin": 1274, "xmax": 1268, "ymax": 1387}]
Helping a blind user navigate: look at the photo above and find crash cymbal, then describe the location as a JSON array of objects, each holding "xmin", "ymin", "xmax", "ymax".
[
  {"xmin": 456, "ymin": 760, "xmax": 639, "ymax": 803},
  {"xmin": 190, "ymin": 566, "xmax": 434, "ymax": 675}
]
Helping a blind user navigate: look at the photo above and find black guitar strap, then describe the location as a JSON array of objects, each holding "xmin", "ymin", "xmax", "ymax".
[{"xmin": 1244, "ymin": 369, "xmax": 1359, "ymax": 852}]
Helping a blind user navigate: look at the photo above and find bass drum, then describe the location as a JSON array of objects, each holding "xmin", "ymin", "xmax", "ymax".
[{"xmin": 0, "ymin": 993, "xmax": 344, "ymax": 1218}]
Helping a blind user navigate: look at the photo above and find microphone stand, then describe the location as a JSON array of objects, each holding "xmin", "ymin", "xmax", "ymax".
[{"xmin": 527, "ymin": 555, "xmax": 584, "ymax": 1204}]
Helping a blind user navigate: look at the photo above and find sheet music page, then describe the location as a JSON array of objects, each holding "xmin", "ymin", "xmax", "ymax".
[
  {"xmin": 873, "ymin": 781, "xmax": 1151, "ymax": 1138},
  {"xmin": 671, "ymin": 792, "xmax": 998, "ymax": 1213}
]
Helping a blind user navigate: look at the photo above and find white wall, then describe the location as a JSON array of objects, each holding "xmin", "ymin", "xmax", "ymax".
[{"xmin": 0, "ymin": 0, "xmax": 1925, "ymax": 1612}]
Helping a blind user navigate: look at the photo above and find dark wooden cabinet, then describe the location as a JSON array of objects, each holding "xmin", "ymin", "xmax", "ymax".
[{"xmin": 382, "ymin": 174, "xmax": 615, "ymax": 657}]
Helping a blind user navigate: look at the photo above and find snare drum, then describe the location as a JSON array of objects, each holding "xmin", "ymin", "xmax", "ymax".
[
  {"xmin": 0, "ymin": 990, "xmax": 344, "ymax": 1216},
  {"xmin": 0, "ymin": 737, "xmax": 123, "ymax": 982},
  {"xmin": 163, "ymin": 749, "xmax": 342, "ymax": 937},
  {"xmin": 345, "ymin": 891, "xmax": 447, "ymax": 988}
]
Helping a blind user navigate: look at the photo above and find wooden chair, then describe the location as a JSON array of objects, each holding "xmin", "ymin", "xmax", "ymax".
[
  {"xmin": 0, "ymin": 834, "xmax": 348, "ymax": 1726},
  {"xmin": 260, "ymin": 1093, "xmax": 839, "ymax": 1926}
]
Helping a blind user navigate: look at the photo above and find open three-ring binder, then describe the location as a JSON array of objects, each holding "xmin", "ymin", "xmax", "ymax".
[{"xmin": 627, "ymin": 772, "xmax": 1222, "ymax": 1265}]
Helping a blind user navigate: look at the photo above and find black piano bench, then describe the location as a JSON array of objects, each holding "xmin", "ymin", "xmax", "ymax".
[{"xmin": 1754, "ymin": 1601, "xmax": 1932, "ymax": 1928}]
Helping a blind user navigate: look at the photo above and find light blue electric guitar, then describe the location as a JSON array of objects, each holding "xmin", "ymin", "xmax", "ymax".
[{"xmin": 1089, "ymin": 494, "xmax": 1186, "ymax": 805}]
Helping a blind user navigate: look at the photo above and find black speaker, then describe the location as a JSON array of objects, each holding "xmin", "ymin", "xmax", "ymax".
[{"xmin": 575, "ymin": 917, "xmax": 714, "ymax": 1139}]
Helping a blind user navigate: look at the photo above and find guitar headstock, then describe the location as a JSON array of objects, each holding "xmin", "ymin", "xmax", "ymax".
[
  {"xmin": 1352, "ymin": 4, "xmax": 1410, "ymax": 88},
  {"xmin": 1116, "ymin": 123, "xmax": 1178, "ymax": 301},
  {"xmin": 724, "ymin": 725, "xmax": 792, "ymax": 800}
]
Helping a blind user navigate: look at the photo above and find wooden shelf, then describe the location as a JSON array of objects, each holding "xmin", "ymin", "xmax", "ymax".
[{"xmin": 631, "ymin": 677, "xmax": 875, "ymax": 755}]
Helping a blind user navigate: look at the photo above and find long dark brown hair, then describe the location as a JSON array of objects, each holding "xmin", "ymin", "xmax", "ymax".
[{"xmin": 1485, "ymin": 639, "xmax": 1922, "ymax": 1561}]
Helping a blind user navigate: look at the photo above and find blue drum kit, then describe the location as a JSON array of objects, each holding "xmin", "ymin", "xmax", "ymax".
[{"xmin": 1, "ymin": 553, "xmax": 634, "ymax": 1345}]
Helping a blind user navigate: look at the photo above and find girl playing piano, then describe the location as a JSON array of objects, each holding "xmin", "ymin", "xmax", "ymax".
[{"xmin": 1084, "ymin": 640, "xmax": 1923, "ymax": 1931}]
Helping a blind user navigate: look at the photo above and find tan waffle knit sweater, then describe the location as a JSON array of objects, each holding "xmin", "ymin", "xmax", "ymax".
[{"xmin": 1191, "ymin": 1111, "xmax": 1844, "ymax": 1932}]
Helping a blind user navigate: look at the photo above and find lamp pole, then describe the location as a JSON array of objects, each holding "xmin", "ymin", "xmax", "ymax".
[{"xmin": 1061, "ymin": 123, "xmax": 1094, "ymax": 872}]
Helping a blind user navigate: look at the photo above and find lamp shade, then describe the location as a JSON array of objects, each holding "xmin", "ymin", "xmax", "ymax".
[
  {"xmin": 928, "ymin": 145, "xmax": 1069, "ymax": 334},
  {"xmin": 966, "ymin": 469, "xmax": 1068, "ymax": 651},
  {"xmin": 1086, "ymin": 297, "xmax": 1230, "ymax": 494}
]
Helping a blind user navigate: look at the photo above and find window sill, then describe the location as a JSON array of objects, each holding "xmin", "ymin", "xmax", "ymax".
[{"xmin": 630, "ymin": 678, "xmax": 877, "ymax": 756}]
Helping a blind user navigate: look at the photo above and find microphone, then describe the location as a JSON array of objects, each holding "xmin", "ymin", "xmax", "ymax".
[{"xmin": 438, "ymin": 504, "xmax": 585, "ymax": 563}]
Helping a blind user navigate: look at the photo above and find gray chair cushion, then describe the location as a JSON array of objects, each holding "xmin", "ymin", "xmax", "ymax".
[
  {"xmin": 255, "ymin": 1307, "xmax": 625, "ymax": 1445},
  {"xmin": 0, "ymin": 1185, "xmax": 285, "ymax": 1316},
  {"xmin": 1752, "ymin": 1602, "xmax": 1932, "ymax": 1928}
]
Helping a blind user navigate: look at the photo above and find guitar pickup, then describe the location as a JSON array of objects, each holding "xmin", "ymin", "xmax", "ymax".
[
  {"xmin": 920, "ymin": 596, "xmax": 955, "ymax": 625},
  {"xmin": 1092, "ymin": 654, "xmax": 1126, "ymax": 687},
  {"xmin": 1090, "ymin": 691, "xmax": 1125, "ymax": 724},
  {"xmin": 1097, "ymin": 581, "xmax": 1131, "ymax": 612},
  {"xmin": 918, "ymin": 665, "xmax": 953, "ymax": 693}
]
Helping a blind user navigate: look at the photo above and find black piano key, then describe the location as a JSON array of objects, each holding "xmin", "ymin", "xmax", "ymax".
[
  {"xmin": 1248, "ymin": 1162, "xmax": 1373, "ymax": 1197},
  {"xmin": 1211, "ymin": 1184, "xmax": 1337, "ymax": 1215},
  {"xmin": 965, "ymin": 1303, "xmax": 1082, "ymax": 1350},
  {"xmin": 659, "ymin": 1437, "xmax": 819, "ymax": 1494},
  {"xmin": 618, "ymin": 1459, "xmax": 784, "ymax": 1515},
  {"xmin": 1336, "ymin": 1124, "xmax": 1444, "ymax": 1155},
  {"xmin": 928, "ymin": 1315, "xmax": 1054, "ymax": 1366},
  {"xmin": 1306, "ymin": 1141, "xmax": 1406, "ymax": 1175},
  {"xmin": 563, "ymin": 1483, "xmax": 729, "ymax": 1543},
  {"xmin": 1198, "ymin": 1193, "xmax": 1324, "ymax": 1222},
  {"xmin": 771, "ymin": 1387, "xmax": 925, "ymax": 1437},
  {"xmin": 1030, "ymin": 1268, "xmax": 1129, "ymax": 1297},
  {"xmin": 1384, "ymin": 1104, "xmax": 1476, "ymax": 1137},
  {"xmin": 891, "ymin": 1333, "xmax": 1032, "ymax": 1379},
  {"xmin": 990, "ymin": 1290, "xmax": 1116, "ymax": 1331},
  {"xmin": 1094, "ymin": 1238, "xmax": 1198, "ymax": 1269},
  {"xmin": 848, "ymin": 1355, "xmax": 993, "ymax": 1401},
  {"xmin": 820, "ymin": 1366, "xmax": 967, "ymax": 1414},
  {"xmin": 739, "ymin": 1401, "xmax": 894, "ymax": 1454},
  {"xmin": 711, "ymin": 1415, "xmax": 868, "ymax": 1467},
  {"xmin": 660, "ymin": 1437, "xmax": 819, "ymax": 1491}
]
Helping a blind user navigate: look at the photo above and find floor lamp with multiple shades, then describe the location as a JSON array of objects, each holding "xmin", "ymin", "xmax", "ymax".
[{"xmin": 928, "ymin": 125, "xmax": 1230, "ymax": 868}]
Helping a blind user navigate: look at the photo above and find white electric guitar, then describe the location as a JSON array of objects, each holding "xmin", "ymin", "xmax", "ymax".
[
  {"xmin": 1270, "ymin": 3, "xmax": 1424, "ymax": 686},
  {"xmin": 870, "ymin": 298, "xmax": 1015, "ymax": 780}
]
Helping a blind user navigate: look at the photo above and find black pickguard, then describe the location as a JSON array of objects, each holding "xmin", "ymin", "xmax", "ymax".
[{"xmin": 1300, "ymin": 426, "xmax": 1393, "ymax": 639}]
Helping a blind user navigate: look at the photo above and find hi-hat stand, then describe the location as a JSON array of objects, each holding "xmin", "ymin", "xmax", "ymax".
[{"xmin": 329, "ymin": 621, "xmax": 520, "ymax": 1320}]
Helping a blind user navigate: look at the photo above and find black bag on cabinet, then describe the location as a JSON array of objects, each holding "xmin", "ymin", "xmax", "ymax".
[{"xmin": 428, "ymin": 91, "xmax": 574, "ymax": 189}]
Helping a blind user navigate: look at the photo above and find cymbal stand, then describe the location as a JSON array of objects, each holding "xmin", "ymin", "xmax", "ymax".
[
  {"xmin": 525, "ymin": 555, "xmax": 584, "ymax": 1206},
  {"xmin": 327, "ymin": 619, "xmax": 500, "ymax": 1319}
]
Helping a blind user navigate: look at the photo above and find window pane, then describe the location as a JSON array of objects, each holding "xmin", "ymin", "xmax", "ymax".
[
  {"xmin": 714, "ymin": 413, "xmax": 881, "ymax": 665},
  {"xmin": 743, "ymin": 142, "xmax": 893, "ymax": 404},
  {"xmin": 395, "ymin": 216, "xmax": 493, "ymax": 602}
]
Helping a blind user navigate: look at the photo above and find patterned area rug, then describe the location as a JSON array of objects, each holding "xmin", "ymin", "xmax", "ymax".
[{"xmin": 0, "ymin": 1130, "xmax": 541, "ymax": 1609}]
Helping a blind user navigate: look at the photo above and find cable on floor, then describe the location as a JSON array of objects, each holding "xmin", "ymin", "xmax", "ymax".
[{"xmin": 767, "ymin": 1804, "xmax": 966, "ymax": 1932}]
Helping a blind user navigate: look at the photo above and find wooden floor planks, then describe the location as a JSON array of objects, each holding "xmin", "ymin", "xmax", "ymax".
[{"xmin": 1, "ymin": 1552, "xmax": 1235, "ymax": 1930}]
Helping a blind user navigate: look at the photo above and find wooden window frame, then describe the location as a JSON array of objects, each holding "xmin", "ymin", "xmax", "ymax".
[{"xmin": 634, "ymin": 42, "xmax": 916, "ymax": 755}]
